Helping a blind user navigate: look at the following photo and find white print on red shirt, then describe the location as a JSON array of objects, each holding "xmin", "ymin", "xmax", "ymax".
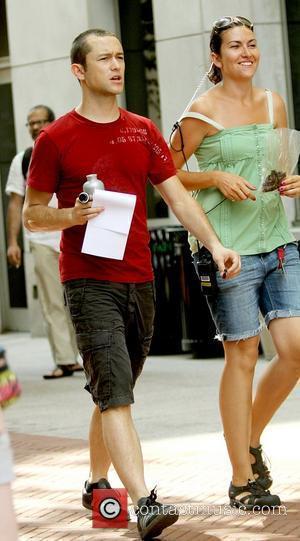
[{"xmin": 109, "ymin": 135, "xmax": 169, "ymax": 162}]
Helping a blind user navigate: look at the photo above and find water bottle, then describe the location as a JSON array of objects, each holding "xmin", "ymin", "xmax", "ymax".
[
  {"xmin": 78, "ymin": 174, "xmax": 105, "ymax": 204},
  {"xmin": 83, "ymin": 173, "xmax": 105, "ymax": 194}
]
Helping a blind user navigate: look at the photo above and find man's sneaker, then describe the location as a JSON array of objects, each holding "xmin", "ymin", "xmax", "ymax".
[
  {"xmin": 82, "ymin": 478, "xmax": 111, "ymax": 510},
  {"xmin": 82, "ymin": 478, "xmax": 131, "ymax": 521},
  {"xmin": 136, "ymin": 488, "xmax": 179, "ymax": 540}
]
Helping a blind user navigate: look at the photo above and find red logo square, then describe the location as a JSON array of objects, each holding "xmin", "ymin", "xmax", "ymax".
[{"xmin": 92, "ymin": 488, "xmax": 128, "ymax": 529}]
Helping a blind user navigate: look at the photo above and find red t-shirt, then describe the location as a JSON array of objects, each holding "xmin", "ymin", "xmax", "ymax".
[{"xmin": 27, "ymin": 108, "xmax": 176, "ymax": 283}]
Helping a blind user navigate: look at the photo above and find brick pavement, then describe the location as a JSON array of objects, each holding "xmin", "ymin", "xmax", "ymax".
[
  {"xmin": 2, "ymin": 333, "xmax": 299, "ymax": 540},
  {"xmin": 11, "ymin": 425, "xmax": 300, "ymax": 541}
]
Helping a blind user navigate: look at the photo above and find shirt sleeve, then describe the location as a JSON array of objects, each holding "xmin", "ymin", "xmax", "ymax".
[
  {"xmin": 27, "ymin": 131, "xmax": 60, "ymax": 194},
  {"xmin": 5, "ymin": 152, "xmax": 26, "ymax": 197},
  {"xmin": 147, "ymin": 121, "xmax": 176, "ymax": 185}
]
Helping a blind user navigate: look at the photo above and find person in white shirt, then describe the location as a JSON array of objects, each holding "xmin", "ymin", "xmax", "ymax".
[{"xmin": 6, "ymin": 105, "xmax": 81, "ymax": 379}]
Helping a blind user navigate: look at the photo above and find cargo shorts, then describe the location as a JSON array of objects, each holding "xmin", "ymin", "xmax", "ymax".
[{"xmin": 64, "ymin": 279, "xmax": 155, "ymax": 411}]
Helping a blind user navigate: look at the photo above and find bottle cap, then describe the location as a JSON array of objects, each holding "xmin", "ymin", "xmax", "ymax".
[
  {"xmin": 83, "ymin": 174, "xmax": 105, "ymax": 193},
  {"xmin": 78, "ymin": 192, "xmax": 90, "ymax": 204}
]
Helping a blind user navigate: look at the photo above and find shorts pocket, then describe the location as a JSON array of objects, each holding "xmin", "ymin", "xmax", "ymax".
[
  {"xmin": 65, "ymin": 286, "xmax": 85, "ymax": 318},
  {"xmin": 285, "ymin": 243, "xmax": 300, "ymax": 263},
  {"xmin": 77, "ymin": 330, "xmax": 113, "ymax": 403},
  {"xmin": 77, "ymin": 329, "xmax": 112, "ymax": 352},
  {"xmin": 141, "ymin": 332, "xmax": 153, "ymax": 359}
]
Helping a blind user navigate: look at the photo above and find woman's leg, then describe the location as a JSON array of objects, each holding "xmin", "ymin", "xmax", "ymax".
[
  {"xmin": 251, "ymin": 243, "xmax": 300, "ymax": 446},
  {"xmin": 221, "ymin": 337, "xmax": 281, "ymax": 507},
  {"xmin": 220, "ymin": 336, "xmax": 260, "ymax": 486},
  {"xmin": 251, "ymin": 317, "xmax": 300, "ymax": 447}
]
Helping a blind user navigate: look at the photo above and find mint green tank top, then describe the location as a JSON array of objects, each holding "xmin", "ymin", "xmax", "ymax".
[{"xmin": 180, "ymin": 90, "xmax": 295, "ymax": 255}]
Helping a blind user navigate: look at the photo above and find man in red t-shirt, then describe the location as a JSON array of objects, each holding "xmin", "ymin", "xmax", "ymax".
[{"xmin": 23, "ymin": 29, "xmax": 240, "ymax": 539}]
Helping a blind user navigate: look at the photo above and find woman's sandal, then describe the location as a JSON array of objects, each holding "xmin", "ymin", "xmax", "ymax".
[
  {"xmin": 229, "ymin": 480, "xmax": 280, "ymax": 510},
  {"xmin": 43, "ymin": 362, "xmax": 84, "ymax": 380},
  {"xmin": 250, "ymin": 445, "xmax": 273, "ymax": 489},
  {"xmin": 70, "ymin": 362, "xmax": 84, "ymax": 372},
  {"xmin": 43, "ymin": 365, "xmax": 75, "ymax": 380}
]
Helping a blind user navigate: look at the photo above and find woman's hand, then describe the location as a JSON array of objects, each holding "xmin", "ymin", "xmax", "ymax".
[
  {"xmin": 279, "ymin": 176, "xmax": 300, "ymax": 198},
  {"xmin": 214, "ymin": 171, "xmax": 256, "ymax": 201}
]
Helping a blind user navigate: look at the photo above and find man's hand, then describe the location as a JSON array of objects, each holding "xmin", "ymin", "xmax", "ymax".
[
  {"xmin": 23, "ymin": 187, "xmax": 104, "ymax": 232},
  {"xmin": 211, "ymin": 246, "xmax": 241, "ymax": 279},
  {"xmin": 70, "ymin": 198, "xmax": 104, "ymax": 226},
  {"xmin": 214, "ymin": 171, "xmax": 256, "ymax": 201},
  {"xmin": 7, "ymin": 244, "xmax": 22, "ymax": 268}
]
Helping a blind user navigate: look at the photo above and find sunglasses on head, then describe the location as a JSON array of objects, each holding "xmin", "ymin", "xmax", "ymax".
[{"xmin": 212, "ymin": 16, "xmax": 253, "ymax": 32}]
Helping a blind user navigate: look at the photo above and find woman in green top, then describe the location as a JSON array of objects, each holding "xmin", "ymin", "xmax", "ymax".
[{"xmin": 170, "ymin": 16, "xmax": 300, "ymax": 510}]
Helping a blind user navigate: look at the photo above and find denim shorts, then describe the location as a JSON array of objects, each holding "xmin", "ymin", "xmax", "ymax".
[
  {"xmin": 64, "ymin": 279, "xmax": 155, "ymax": 411},
  {"xmin": 204, "ymin": 243, "xmax": 300, "ymax": 341}
]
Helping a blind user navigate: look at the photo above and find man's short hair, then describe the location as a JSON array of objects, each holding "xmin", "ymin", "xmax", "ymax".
[
  {"xmin": 70, "ymin": 29, "xmax": 117, "ymax": 68},
  {"xmin": 29, "ymin": 105, "xmax": 55, "ymax": 122}
]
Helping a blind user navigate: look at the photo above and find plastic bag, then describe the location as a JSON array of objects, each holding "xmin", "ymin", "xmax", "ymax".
[{"xmin": 260, "ymin": 128, "xmax": 300, "ymax": 192}]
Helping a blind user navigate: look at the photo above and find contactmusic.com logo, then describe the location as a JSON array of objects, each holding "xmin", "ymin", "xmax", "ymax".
[{"xmin": 92, "ymin": 488, "xmax": 128, "ymax": 529}]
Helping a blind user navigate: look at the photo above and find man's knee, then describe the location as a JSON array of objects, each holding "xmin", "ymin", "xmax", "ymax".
[{"xmin": 102, "ymin": 404, "xmax": 131, "ymax": 415}]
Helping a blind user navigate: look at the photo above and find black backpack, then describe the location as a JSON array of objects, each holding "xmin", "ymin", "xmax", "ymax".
[{"xmin": 21, "ymin": 146, "xmax": 33, "ymax": 179}]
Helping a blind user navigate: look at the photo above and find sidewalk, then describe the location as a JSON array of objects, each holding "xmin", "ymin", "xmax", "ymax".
[{"xmin": 1, "ymin": 332, "xmax": 300, "ymax": 541}]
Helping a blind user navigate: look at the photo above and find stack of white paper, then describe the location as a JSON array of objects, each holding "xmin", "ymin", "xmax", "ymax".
[{"xmin": 81, "ymin": 189, "xmax": 137, "ymax": 260}]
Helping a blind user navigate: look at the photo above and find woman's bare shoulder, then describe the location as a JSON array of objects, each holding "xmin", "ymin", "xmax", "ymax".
[
  {"xmin": 255, "ymin": 87, "xmax": 285, "ymax": 107},
  {"xmin": 271, "ymin": 91, "xmax": 287, "ymax": 126},
  {"xmin": 270, "ymin": 90, "xmax": 286, "ymax": 110},
  {"xmin": 255, "ymin": 87, "xmax": 287, "ymax": 127},
  {"xmin": 189, "ymin": 87, "xmax": 219, "ymax": 116}
]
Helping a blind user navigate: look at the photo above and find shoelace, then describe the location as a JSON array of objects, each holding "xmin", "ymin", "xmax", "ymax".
[
  {"xmin": 260, "ymin": 447, "xmax": 271, "ymax": 474},
  {"xmin": 251, "ymin": 445, "xmax": 271, "ymax": 474},
  {"xmin": 136, "ymin": 486, "xmax": 158, "ymax": 516},
  {"xmin": 148, "ymin": 486, "xmax": 158, "ymax": 505}
]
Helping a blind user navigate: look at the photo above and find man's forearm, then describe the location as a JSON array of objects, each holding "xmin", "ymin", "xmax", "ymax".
[
  {"xmin": 171, "ymin": 196, "xmax": 222, "ymax": 252},
  {"xmin": 156, "ymin": 176, "xmax": 223, "ymax": 252},
  {"xmin": 7, "ymin": 203, "xmax": 22, "ymax": 245},
  {"xmin": 23, "ymin": 204, "xmax": 73, "ymax": 232},
  {"xmin": 23, "ymin": 187, "xmax": 103, "ymax": 231}
]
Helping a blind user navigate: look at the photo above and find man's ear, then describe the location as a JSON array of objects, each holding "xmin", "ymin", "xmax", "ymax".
[
  {"xmin": 211, "ymin": 52, "xmax": 222, "ymax": 70},
  {"xmin": 71, "ymin": 63, "xmax": 85, "ymax": 82}
]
